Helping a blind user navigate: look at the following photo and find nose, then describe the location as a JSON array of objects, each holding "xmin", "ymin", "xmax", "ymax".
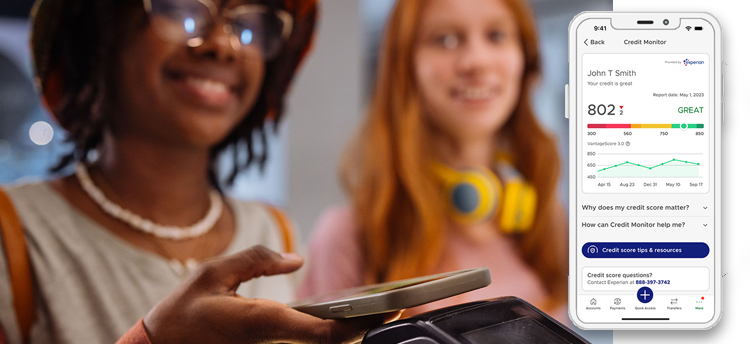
[
  {"xmin": 455, "ymin": 34, "xmax": 493, "ymax": 76},
  {"xmin": 190, "ymin": 19, "xmax": 239, "ymax": 62}
]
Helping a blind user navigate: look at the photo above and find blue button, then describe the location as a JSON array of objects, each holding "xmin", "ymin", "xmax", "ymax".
[
  {"xmin": 637, "ymin": 287, "xmax": 653, "ymax": 303},
  {"xmin": 582, "ymin": 242, "xmax": 709, "ymax": 258}
]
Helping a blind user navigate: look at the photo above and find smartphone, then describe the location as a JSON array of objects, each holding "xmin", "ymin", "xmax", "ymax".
[
  {"xmin": 568, "ymin": 12, "xmax": 722, "ymax": 329},
  {"xmin": 288, "ymin": 267, "xmax": 491, "ymax": 319}
]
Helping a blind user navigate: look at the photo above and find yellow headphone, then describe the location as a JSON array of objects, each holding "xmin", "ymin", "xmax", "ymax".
[{"xmin": 431, "ymin": 154, "xmax": 537, "ymax": 234}]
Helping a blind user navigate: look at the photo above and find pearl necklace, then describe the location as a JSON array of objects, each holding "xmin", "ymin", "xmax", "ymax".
[{"xmin": 75, "ymin": 163, "xmax": 223, "ymax": 241}]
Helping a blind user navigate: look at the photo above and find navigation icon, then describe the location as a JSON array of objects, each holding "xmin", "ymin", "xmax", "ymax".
[{"xmin": 637, "ymin": 287, "xmax": 654, "ymax": 303}]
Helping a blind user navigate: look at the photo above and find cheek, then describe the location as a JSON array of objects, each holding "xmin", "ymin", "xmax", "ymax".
[
  {"xmin": 498, "ymin": 47, "xmax": 525, "ymax": 97},
  {"xmin": 122, "ymin": 49, "xmax": 162, "ymax": 105},
  {"xmin": 415, "ymin": 56, "xmax": 434, "ymax": 86},
  {"xmin": 117, "ymin": 19, "xmax": 172, "ymax": 99},
  {"xmin": 113, "ymin": 29, "xmax": 173, "ymax": 127},
  {"xmin": 414, "ymin": 51, "xmax": 453, "ymax": 104}
]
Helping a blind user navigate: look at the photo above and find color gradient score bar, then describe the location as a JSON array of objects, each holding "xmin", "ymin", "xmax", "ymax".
[{"xmin": 588, "ymin": 123, "xmax": 704, "ymax": 129}]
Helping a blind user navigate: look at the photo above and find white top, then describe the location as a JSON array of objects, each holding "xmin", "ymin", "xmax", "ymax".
[{"xmin": 0, "ymin": 182, "xmax": 295, "ymax": 344}]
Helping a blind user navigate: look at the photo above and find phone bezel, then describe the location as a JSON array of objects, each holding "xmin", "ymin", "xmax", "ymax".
[
  {"xmin": 567, "ymin": 12, "xmax": 722, "ymax": 330},
  {"xmin": 289, "ymin": 267, "xmax": 492, "ymax": 319}
]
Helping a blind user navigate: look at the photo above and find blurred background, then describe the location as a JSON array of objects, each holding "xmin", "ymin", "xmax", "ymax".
[
  {"xmin": 0, "ymin": 0, "xmax": 612, "ymax": 241},
  {"xmin": 1, "ymin": 1, "xmax": 612, "ymax": 342}
]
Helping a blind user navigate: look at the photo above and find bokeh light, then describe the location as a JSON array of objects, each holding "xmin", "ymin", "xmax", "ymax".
[
  {"xmin": 241, "ymin": 29, "xmax": 253, "ymax": 45},
  {"xmin": 29, "ymin": 121, "xmax": 54, "ymax": 146},
  {"xmin": 184, "ymin": 17, "xmax": 195, "ymax": 34}
]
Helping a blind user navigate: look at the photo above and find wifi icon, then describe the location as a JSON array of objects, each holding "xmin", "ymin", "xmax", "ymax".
[{"xmin": 686, "ymin": 26, "xmax": 692, "ymax": 31}]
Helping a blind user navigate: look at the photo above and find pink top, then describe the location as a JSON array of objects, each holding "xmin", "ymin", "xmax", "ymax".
[
  {"xmin": 297, "ymin": 206, "xmax": 569, "ymax": 323},
  {"xmin": 116, "ymin": 319, "xmax": 151, "ymax": 344}
]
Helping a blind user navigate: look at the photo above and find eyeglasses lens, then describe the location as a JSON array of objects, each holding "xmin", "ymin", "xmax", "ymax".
[
  {"xmin": 231, "ymin": 11, "xmax": 285, "ymax": 58},
  {"xmin": 150, "ymin": 0, "xmax": 212, "ymax": 46},
  {"xmin": 148, "ymin": 0, "xmax": 288, "ymax": 59}
]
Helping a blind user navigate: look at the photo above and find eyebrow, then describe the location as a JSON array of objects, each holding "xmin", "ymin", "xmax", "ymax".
[
  {"xmin": 423, "ymin": 13, "xmax": 515, "ymax": 28},
  {"xmin": 420, "ymin": 18, "xmax": 515, "ymax": 36}
]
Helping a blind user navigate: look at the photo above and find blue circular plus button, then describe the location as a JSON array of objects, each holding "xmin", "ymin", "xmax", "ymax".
[{"xmin": 637, "ymin": 287, "xmax": 654, "ymax": 303}]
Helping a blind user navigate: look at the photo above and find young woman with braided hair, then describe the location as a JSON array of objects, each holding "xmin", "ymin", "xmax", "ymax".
[{"xmin": 0, "ymin": 0, "xmax": 392, "ymax": 343}]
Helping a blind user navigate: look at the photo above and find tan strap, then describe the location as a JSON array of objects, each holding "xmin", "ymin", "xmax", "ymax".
[
  {"xmin": 0, "ymin": 188, "xmax": 34, "ymax": 344},
  {"xmin": 262, "ymin": 204, "xmax": 296, "ymax": 253}
]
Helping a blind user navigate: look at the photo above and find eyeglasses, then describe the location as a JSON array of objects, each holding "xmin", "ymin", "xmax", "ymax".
[{"xmin": 142, "ymin": 0, "xmax": 293, "ymax": 59}]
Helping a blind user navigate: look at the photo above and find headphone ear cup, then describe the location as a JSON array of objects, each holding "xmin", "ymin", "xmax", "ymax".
[
  {"xmin": 499, "ymin": 180, "xmax": 537, "ymax": 233},
  {"xmin": 446, "ymin": 169, "xmax": 500, "ymax": 223}
]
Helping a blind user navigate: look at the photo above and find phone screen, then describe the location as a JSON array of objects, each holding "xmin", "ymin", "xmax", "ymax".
[{"xmin": 571, "ymin": 14, "xmax": 720, "ymax": 328}]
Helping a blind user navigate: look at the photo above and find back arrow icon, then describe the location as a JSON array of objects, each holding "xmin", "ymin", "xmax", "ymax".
[{"xmin": 584, "ymin": 39, "xmax": 589, "ymax": 46}]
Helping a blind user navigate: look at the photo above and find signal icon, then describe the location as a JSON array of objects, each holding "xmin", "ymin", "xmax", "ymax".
[{"xmin": 686, "ymin": 26, "xmax": 692, "ymax": 31}]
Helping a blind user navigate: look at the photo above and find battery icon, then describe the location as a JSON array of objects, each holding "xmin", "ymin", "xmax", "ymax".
[{"xmin": 695, "ymin": 26, "xmax": 703, "ymax": 31}]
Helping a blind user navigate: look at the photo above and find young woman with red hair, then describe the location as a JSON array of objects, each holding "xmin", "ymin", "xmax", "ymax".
[{"xmin": 299, "ymin": 0, "xmax": 568, "ymax": 320}]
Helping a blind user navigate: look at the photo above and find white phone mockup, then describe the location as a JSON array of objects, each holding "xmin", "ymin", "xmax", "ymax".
[{"xmin": 568, "ymin": 12, "xmax": 722, "ymax": 330}]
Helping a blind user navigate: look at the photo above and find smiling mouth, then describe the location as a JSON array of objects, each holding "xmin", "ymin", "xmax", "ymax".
[
  {"xmin": 165, "ymin": 71, "xmax": 238, "ymax": 107},
  {"xmin": 185, "ymin": 76, "xmax": 231, "ymax": 96},
  {"xmin": 451, "ymin": 86, "xmax": 499, "ymax": 101}
]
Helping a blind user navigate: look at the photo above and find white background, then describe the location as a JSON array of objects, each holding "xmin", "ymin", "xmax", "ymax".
[{"xmin": 612, "ymin": 0, "xmax": 750, "ymax": 344}]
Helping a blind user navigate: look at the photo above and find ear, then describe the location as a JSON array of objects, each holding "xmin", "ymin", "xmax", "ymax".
[{"xmin": 40, "ymin": 66, "xmax": 64, "ymax": 115}]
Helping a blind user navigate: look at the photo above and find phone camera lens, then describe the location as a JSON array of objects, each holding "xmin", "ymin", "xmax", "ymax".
[{"xmin": 663, "ymin": 19, "xmax": 670, "ymax": 25}]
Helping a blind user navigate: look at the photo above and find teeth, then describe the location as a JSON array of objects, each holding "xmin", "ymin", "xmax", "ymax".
[
  {"xmin": 185, "ymin": 77, "xmax": 229, "ymax": 94},
  {"xmin": 459, "ymin": 87, "xmax": 492, "ymax": 100}
]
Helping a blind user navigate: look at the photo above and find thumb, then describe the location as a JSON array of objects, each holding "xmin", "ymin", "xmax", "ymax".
[{"xmin": 190, "ymin": 245, "xmax": 303, "ymax": 294}]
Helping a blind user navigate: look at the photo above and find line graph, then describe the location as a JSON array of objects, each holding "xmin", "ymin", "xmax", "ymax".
[
  {"xmin": 598, "ymin": 158, "xmax": 700, "ymax": 172},
  {"xmin": 598, "ymin": 159, "xmax": 701, "ymax": 178}
]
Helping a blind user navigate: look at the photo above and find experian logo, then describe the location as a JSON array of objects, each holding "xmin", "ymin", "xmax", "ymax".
[{"xmin": 683, "ymin": 59, "xmax": 704, "ymax": 66}]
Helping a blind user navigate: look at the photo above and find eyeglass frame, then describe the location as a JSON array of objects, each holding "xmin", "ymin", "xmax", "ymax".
[{"xmin": 141, "ymin": 0, "xmax": 294, "ymax": 57}]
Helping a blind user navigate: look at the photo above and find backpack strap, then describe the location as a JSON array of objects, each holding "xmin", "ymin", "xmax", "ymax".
[
  {"xmin": 261, "ymin": 204, "xmax": 296, "ymax": 253},
  {"xmin": 0, "ymin": 188, "xmax": 34, "ymax": 344}
]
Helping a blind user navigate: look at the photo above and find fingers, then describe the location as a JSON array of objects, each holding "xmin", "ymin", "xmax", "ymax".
[
  {"xmin": 384, "ymin": 310, "xmax": 405, "ymax": 323},
  {"xmin": 259, "ymin": 307, "xmax": 392, "ymax": 344},
  {"xmin": 145, "ymin": 291, "xmax": 392, "ymax": 344},
  {"xmin": 191, "ymin": 245, "xmax": 304, "ymax": 293},
  {"xmin": 326, "ymin": 314, "xmax": 393, "ymax": 344}
]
